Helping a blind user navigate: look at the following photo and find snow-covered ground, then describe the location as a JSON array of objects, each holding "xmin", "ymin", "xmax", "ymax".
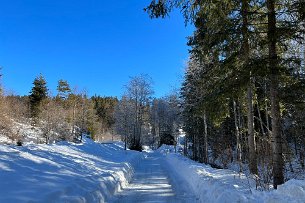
[
  {"xmin": 0, "ymin": 138, "xmax": 142, "ymax": 202},
  {"xmin": 0, "ymin": 121, "xmax": 46, "ymax": 145},
  {"xmin": 160, "ymin": 145, "xmax": 305, "ymax": 203},
  {"xmin": 1, "ymin": 134, "xmax": 304, "ymax": 203}
]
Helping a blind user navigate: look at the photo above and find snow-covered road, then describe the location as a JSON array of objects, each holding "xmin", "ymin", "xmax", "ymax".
[{"xmin": 113, "ymin": 153, "xmax": 198, "ymax": 203}]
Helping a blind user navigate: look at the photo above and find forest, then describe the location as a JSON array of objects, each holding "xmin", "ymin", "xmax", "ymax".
[
  {"xmin": 0, "ymin": 0, "xmax": 304, "ymax": 196},
  {"xmin": 145, "ymin": 0, "xmax": 305, "ymax": 189},
  {"xmin": 0, "ymin": 72, "xmax": 182, "ymax": 146}
]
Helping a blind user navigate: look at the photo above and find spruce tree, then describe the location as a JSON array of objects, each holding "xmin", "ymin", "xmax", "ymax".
[
  {"xmin": 146, "ymin": 0, "xmax": 305, "ymax": 188},
  {"xmin": 29, "ymin": 74, "xmax": 48, "ymax": 122}
]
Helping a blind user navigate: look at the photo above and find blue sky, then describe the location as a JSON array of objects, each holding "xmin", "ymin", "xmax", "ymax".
[{"xmin": 0, "ymin": 0, "xmax": 193, "ymax": 97}]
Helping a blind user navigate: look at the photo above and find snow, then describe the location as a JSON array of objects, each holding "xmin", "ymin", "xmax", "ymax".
[
  {"xmin": 156, "ymin": 144, "xmax": 183, "ymax": 154},
  {"xmin": 142, "ymin": 145, "xmax": 153, "ymax": 153},
  {"xmin": 13, "ymin": 121, "xmax": 45, "ymax": 144},
  {"xmin": 253, "ymin": 179, "xmax": 305, "ymax": 203},
  {"xmin": 0, "ymin": 135, "xmax": 11, "ymax": 144},
  {"xmin": 160, "ymin": 145, "xmax": 305, "ymax": 203},
  {"xmin": 163, "ymin": 152, "xmax": 253, "ymax": 203},
  {"xmin": 0, "ymin": 137, "xmax": 142, "ymax": 202},
  {"xmin": 1, "ymin": 133, "xmax": 304, "ymax": 203},
  {"xmin": 156, "ymin": 144, "xmax": 176, "ymax": 154},
  {"xmin": 0, "ymin": 121, "xmax": 46, "ymax": 145},
  {"xmin": 112, "ymin": 153, "xmax": 198, "ymax": 202}
]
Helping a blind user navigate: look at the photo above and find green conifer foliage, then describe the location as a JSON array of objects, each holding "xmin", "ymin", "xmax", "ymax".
[
  {"xmin": 56, "ymin": 79, "xmax": 71, "ymax": 100},
  {"xmin": 29, "ymin": 74, "xmax": 48, "ymax": 121},
  {"xmin": 146, "ymin": 0, "xmax": 305, "ymax": 188}
]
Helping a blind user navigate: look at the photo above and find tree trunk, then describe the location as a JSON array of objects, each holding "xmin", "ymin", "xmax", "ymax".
[
  {"xmin": 71, "ymin": 102, "xmax": 76, "ymax": 139},
  {"xmin": 267, "ymin": 0, "xmax": 284, "ymax": 189},
  {"xmin": 242, "ymin": 0, "xmax": 258, "ymax": 175},
  {"xmin": 184, "ymin": 134, "xmax": 188, "ymax": 156},
  {"xmin": 203, "ymin": 112, "xmax": 208, "ymax": 164},
  {"xmin": 265, "ymin": 83, "xmax": 271, "ymax": 135},
  {"xmin": 257, "ymin": 101, "xmax": 266, "ymax": 136},
  {"xmin": 237, "ymin": 100, "xmax": 246, "ymax": 162},
  {"xmin": 233, "ymin": 100, "xmax": 242, "ymax": 172},
  {"xmin": 247, "ymin": 82, "xmax": 258, "ymax": 174},
  {"xmin": 193, "ymin": 133, "xmax": 196, "ymax": 160},
  {"xmin": 125, "ymin": 133, "xmax": 127, "ymax": 150}
]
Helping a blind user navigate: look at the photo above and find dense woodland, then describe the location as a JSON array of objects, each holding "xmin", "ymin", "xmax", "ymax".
[{"xmin": 145, "ymin": 0, "xmax": 305, "ymax": 189}]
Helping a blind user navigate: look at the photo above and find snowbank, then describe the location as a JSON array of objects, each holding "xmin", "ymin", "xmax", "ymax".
[
  {"xmin": 254, "ymin": 179, "xmax": 305, "ymax": 203},
  {"xmin": 0, "ymin": 138, "xmax": 142, "ymax": 202},
  {"xmin": 164, "ymin": 152, "xmax": 305, "ymax": 203},
  {"xmin": 156, "ymin": 144, "xmax": 176, "ymax": 154}
]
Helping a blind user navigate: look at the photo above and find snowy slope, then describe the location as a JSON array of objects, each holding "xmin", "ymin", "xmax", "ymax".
[{"xmin": 0, "ymin": 138, "xmax": 142, "ymax": 202}]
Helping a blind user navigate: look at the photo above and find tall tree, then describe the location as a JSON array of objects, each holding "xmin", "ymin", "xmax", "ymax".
[
  {"xmin": 56, "ymin": 79, "xmax": 71, "ymax": 101},
  {"xmin": 29, "ymin": 74, "xmax": 48, "ymax": 122},
  {"xmin": 241, "ymin": 0, "xmax": 258, "ymax": 175},
  {"xmin": 146, "ymin": 0, "xmax": 305, "ymax": 188},
  {"xmin": 264, "ymin": 0, "xmax": 305, "ymax": 188},
  {"xmin": 115, "ymin": 75, "xmax": 154, "ymax": 150},
  {"xmin": 125, "ymin": 74, "xmax": 154, "ymax": 150}
]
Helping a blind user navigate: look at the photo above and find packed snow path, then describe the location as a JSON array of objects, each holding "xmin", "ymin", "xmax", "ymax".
[{"xmin": 114, "ymin": 153, "xmax": 198, "ymax": 203}]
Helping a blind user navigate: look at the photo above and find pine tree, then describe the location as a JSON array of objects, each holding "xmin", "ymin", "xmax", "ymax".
[
  {"xmin": 56, "ymin": 79, "xmax": 71, "ymax": 101},
  {"xmin": 29, "ymin": 74, "xmax": 48, "ymax": 122}
]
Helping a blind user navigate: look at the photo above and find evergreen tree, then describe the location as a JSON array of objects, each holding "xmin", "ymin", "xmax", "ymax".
[
  {"xmin": 146, "ymin": 0, "xmax": 305, "ymax": 188},
  {"xmin": 92, "ymin": 96, "xmax": 118, "ymax": 134},
  {"xmin": 56, "ymin": 79, "xmax": 71, "ymax": 101},
  {"xmin": 29, "ymin": 74, "xmax": 48, "ymax": 121}
]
